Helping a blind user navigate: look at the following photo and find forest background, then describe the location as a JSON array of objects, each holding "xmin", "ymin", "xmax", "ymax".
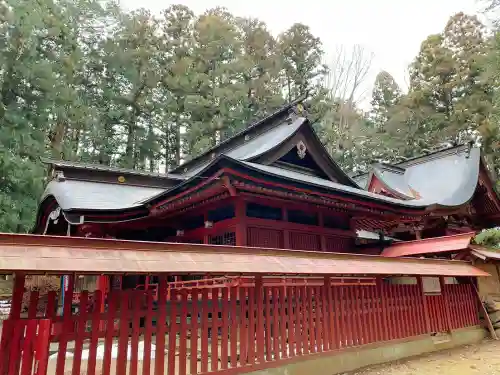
[{"xmin": 1, "ymin": 0, "xmax": 500, "ymax": 233}]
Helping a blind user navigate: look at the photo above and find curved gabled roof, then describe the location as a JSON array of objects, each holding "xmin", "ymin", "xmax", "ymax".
[
  {"xmin": 41, "ymin": 179, "xmax": 164, "ymax": 211},
  {"xmin": 181, "ymin": 116, "xmax": 305, "ymax": 177},
  {"xmin": 357, "ymin": 145, "xmax": 483, "ymax": 207}
]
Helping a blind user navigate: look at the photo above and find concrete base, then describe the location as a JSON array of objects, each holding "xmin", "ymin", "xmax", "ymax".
[{"xmin": 250, "ymin": 326, "xmax": 486, "ymax": 375}]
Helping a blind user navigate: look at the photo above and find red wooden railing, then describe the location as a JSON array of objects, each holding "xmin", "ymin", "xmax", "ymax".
[{"xmin": 1, "ymin": 276, "xmax": 480, "ymax": 375}]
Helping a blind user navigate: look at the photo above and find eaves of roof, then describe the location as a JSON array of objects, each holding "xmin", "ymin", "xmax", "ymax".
[
  {"xmin": 0, "ymin": 233, "xmax": 489, "ymax": 277},
  {"xmin": 381, "ymin": 233, "xmax": 475, "ymax": 258}
]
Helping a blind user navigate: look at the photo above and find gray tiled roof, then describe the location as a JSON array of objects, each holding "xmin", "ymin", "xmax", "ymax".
[
  {"xmin": 182, "ymin": 117, "xmax": 304, "ymax": 177},
  {"xmin": 42, "ymin": 179, "xmax": 165, "ymax": 211},
  {"xmin": 171, "ymin": 97, "xmax": 306, "ymax": 173},
  {"xmin": 373, "ymin": 168, "xmax": 414, "ymax": 199},
  {"xmin": 240, "ymin": 147, "xmax": 480, "ymax": 208}
]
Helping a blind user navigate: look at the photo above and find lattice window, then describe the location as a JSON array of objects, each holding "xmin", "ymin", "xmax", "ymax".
[
  {"xmin": 209, "ymin": 231, "xmax": 236, "ymax": 246},
  {"xmin": 247, "ymin": 227, "xmax": 283, "ymax": 248},
  {"xmin": 289, "ymin": 232, "xmax": 321, "ymax": 251}
]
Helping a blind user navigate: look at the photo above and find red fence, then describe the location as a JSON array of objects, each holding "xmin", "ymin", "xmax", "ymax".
[{"xmin": 0, "ymin": 276, "xmax": 480, "ymax": 375}]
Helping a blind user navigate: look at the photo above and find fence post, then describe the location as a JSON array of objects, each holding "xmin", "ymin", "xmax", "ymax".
[
  {"xmin": 34, "ymin": 319, "xmax": 51, "ymax": 375},
  {"xmin": 417, "ymin": 276, "xmax": 431, "ymax": 333},
  {"xmin": 255, "ymin": 276, "xmax": 265, "ymax": 363}
]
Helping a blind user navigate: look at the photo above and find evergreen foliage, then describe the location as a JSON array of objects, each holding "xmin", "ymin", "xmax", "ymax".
[{"xmin": 0, "ymin": 1, "xmax": 498, "ymax": 232}]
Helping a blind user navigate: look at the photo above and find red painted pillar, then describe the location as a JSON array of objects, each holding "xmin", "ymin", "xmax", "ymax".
[
  {"xmin": 96, "ymin": 275, "xmax": 108, "ymax": 330},
  {"xmin": 319, "ymin": 212, "xmax": 327, "ymax": 251},
  {"xmin": 235, "ymin": 199, "xmax": 247, "ymax": 246},
  {"xmin": 282, "ymin": 207, "xmax": 290, "ymax": 249}
]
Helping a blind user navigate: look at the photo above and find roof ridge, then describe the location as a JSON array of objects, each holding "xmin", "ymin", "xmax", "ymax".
[
  {"xmin": 41, "ymin": 158, "xmax": 184, "ymax": 180},
  {"xmin": 352, "ymin": 144, "xmax": 471, "ymax": 179}
]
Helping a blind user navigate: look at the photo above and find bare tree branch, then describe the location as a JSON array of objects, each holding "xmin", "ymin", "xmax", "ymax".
[{"xmin": 323, "ymin": 44, "xmax": 373, "ymax": 105}]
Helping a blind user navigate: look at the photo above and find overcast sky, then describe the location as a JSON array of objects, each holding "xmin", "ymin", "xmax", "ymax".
[{"xmin": 121, "ymin": 0, "xmax": 485, "ymax": 105}]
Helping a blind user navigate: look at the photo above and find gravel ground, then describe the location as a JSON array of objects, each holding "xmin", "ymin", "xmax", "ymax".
[{"xmin": 345, "ymin": 339, "xmax": 500, "ymax": 375}]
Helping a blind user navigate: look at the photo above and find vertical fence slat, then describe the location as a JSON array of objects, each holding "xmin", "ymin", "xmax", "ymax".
[
  {"xmin": 322, "ymin": 280, "xmax": 330, "ymax": 351},
  {"xmin": 307, "ymin": 286, "xmax": 315, "ymax": 353},
  {"xmin": 280, "ymin": 286, "xmax": 288, "ymax": 359},
  {"xmin": 393, "ymin": 285, "xmax": 402, "ymax": 339},
  {"xmin": 34, "ymin": 319, "xmax": 51, "ymax": 375},
  {"xmin": 301, "ymin": 286, "xmax": 309, "ymax": 355},
  {"xmin": 462, "ymin": 284, "xmax": 473, "ymax": 327},
  {"xmin": 130, "ymin": 291, "xmax": 142, "ymax": 375},
  {"xmin": 116, "ymin": 291, "xmax": 129, "ymax": 375},
  {"xmin": 167, "ymin": 289, "xmax": 178, "ymax": 375},
  {"xmin": 230, "ymin": 287, "xmax": 238, "ymax": 369},
  {"xmin": 332, "ymin": 284, "xmax": 340, "ymax": 349},
  {"xmin": 56, "ymin": 274, "xmax": 75, "ymax": 375},
  {"xmin": 345, "ymin": 286, "xmax": 354, "ymax": 347},
  {"xmin": 190, "ymin": 289, "xmax": 200, "ymax": 375},
  {"xmin": 155, "ymin": 276, "xmax": 168, "ymax": 375},
  {"xmin": 380, "ymin": 281, "xmax": 390, "ymax": 341},
  {"xmin": 20, "ymin": 319, "xmax": 37, "ymax": 375},
  {"xmin": 211, "ymin": 287, "xmax": 220, "ymax": 371},
  {"xmin": 398, "ymin": 284, "xmax": 413, "ymax": 338},
  {"xmin": 72, "ymin": 291, "xmax": 88, "ymax": 375},
  {"xmin": 239, "ymin": 287, "xmax": 248, "ymax": 367},
  {"xmin": 460, "ymin": 285, "xmax": 469, "ymax": 327},
  {"xmin": 142, "ymin": 291, "xmax": 154, "ymax": 375},
  {"xmin": 364, "ymin": 286, "xmax": 372, "ymax": 344},
  {"xmin": 178, "ymin": 290, "xmax": 188, "ymax": 375},
  {"xmin": 469, "ymin": 284, "xmax": 479, "ymax": 326},
  {"xmin": 201, "ymin": 288, "xmax": 210, "ymax": 372},
  {"xmin": 450, "ymin": 285, "xmax": 459, "ymax": 329},
  {"xmin": 369, "ymin": 285, "xmax": 378, "ymax": 343},
  {"xmin": 8, "ymin": 320, "xmax": 24, "ymax": 375},
  {"xmin": 255, "ymin": 278, "xmax": 265, "ymax": 364},
  {"xmin": 20, "ymin": 291, "xmax": 40, "ymax": 375},
  {"xmin": 221, "ymin": 287, "xmax": 229, "ymax": 370},
  {"xmin": 407, "ymin": 285, "xmax": 417, "ymax": 337},
  {"xmin": 288, "ymin": 286, "xmax": 295, "ymax": 357},
  {"xmin": 87, "ymin": 290, "xmax": 102, "ymax": 375},
  {"xmin": 315, "ymin": 285, "xmax": 323, "ymax": 352},
  {"xmin": 361, "ymin": 286, "xmax": 368, "ymax": 345},
  {"xmin": 102, "ymin": 292, "xmax": 117, "ymax": 375},
  {"xmin": 264, "ymin": 286, "xmax": 272, "ymax": 361},
  {"xmin": 272, "ymin": 287, "xmax": 280, "ymax": 359},
  {"xmin": 467, "ymin": 284, "xmax": 476, "ymax": 326},
  {"xmin": 248, "ymin": 286, "xmax": 256, "ymax": 364}
]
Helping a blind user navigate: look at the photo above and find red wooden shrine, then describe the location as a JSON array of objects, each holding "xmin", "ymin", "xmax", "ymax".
[{"xmin": 1, "ymin": 99, "xmax": 499, "ymax": 374}]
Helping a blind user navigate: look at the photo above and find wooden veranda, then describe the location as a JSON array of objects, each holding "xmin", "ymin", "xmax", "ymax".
[{"xmin": 0, "ymin": 233, "xmax": 489, "ymax": 375}]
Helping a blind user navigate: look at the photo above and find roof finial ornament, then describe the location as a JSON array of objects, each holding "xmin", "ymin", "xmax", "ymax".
[{"xmin": 286, "ymin": 100, "xmax": 308, "ymax": 124}]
